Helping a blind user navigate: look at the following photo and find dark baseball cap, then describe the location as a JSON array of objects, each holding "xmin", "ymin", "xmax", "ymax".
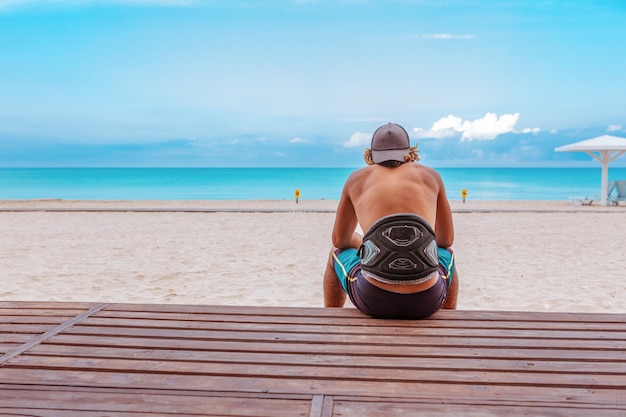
[{"xmin": 370, "ymin": 123, "xmax": 411, "ymax": 163}]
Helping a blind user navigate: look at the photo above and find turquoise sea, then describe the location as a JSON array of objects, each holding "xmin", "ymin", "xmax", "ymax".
[{"xmin": 1, "ymin": 167, "xmax": 625, "ymax": 201}]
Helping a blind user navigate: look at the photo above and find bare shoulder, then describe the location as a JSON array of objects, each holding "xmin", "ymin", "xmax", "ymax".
[
  {"xmin": 411, "ymin": 163, "xmax": 445, "ymax": 184},
  {"xmin": 344, "ymin": 165, "xmax": 373, "ymax": 185},
  {"xmin": 339, "ymin": 166, "xmax": 370, "ymax": 199},
  {"xmin": 414, "ymin": 163, "xmax": 441, "ymax": 176}
]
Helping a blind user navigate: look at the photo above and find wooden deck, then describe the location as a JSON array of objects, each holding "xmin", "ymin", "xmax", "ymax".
[{"xmin": 1, "ymin": 301, "xmax": 625, "ymax": 416}]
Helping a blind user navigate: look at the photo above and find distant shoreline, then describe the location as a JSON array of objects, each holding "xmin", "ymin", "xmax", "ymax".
[{"xmin": 1, "ymin": 199, "xmax": 624, "ymax": 213}]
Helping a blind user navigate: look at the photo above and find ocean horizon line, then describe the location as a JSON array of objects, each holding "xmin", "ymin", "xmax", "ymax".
[{"xmin": 2, "ymin": 167, "xmax": 625, "ymax": 201}]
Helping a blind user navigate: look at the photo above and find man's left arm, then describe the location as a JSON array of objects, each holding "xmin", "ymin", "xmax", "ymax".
[{"xmin": 434, "ymin": 177, "xmax": 454, "ymax": 248}]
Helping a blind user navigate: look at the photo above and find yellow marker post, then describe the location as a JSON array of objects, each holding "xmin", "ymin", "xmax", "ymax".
[
  {"xmin": 294, "ymin": 189, "xmax": 301, "ymax": 204},
  {"xmin": 461, "ymin": 189, "xmax": 467, "ymax": 203}
]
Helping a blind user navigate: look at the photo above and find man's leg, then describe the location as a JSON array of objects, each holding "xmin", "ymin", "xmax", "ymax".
[
  {"xmin": 442, "ymin": 268, "xmax": 458, "ymax": 309},
  {"xmin": 323, "ymin": 249, "xmax": 347, "ymax": 307}
]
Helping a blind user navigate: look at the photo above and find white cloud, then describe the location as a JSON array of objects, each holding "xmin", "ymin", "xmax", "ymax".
[
  {"xmin": 608, "ymin": 124, "xmax": 623, "ymax": 132},
  {"xmin": 290, "ymin": 137, "xmax": 311, "ymax": 143},
  {"xmin": 550, "ymin": 129, "xmax": 559, "ymax": 134},
  {"xmin": 343, "ymin": 131, "xmax": 371, "ymax": 148},
  {"xmin": 413, "ymin": 114, "xmax": 464, "ymax": 139},
  {"xmin": 0, "ymin": 0, "xmax": 194, "ymax": 10},
  {"xmin": 414, "ymin": 112, "xmax": 538, "ymax": 141},
  {"xmin": 421, "ymin": 33, "xmax": 475, "ymax": 40},
  {"xmin": 461, "ymin": 113, "xmax": 519, "ymax": 141}
]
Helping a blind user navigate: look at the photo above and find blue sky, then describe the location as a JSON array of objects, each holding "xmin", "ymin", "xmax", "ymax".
[{"xmin": 1, "ymin": 0, "xmax": 625, "ymax": 167}]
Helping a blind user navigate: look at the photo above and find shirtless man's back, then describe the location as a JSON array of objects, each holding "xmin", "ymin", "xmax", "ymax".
[{"xmin": 324, "ymin": 123, "xmax": 458, "ymax": 319}]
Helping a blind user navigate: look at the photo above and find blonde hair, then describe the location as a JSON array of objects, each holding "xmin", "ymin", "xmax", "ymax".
[{"xmin": 363, "ymin": 145, "xmax": 420, "ymax": 166}]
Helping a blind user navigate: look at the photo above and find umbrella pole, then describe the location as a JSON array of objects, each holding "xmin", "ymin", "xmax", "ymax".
[
  {"xmin": 601, "ymin": 153, "xmax": 609, "ymax": 206},
  {"xmin": 586, "ymin": 150, "xmax": 610, "ymax": 205}
]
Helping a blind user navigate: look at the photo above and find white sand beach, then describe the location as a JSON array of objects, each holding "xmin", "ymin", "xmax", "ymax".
[{"xmin": 1, "ymin": 199, "xmax": 625, "ymax": 313}]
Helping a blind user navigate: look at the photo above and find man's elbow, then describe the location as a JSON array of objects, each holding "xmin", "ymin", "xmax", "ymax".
[
  {"xmin": 437, "ymin": 234, "xmax": 454, "ymax": 249},
  {"xmin": 332, "ymin": 232, "xmax": 356, "ymax": 249},
  {"xmin": 331, "ymin": 232, "xmax": 345, "ymax": 249}
]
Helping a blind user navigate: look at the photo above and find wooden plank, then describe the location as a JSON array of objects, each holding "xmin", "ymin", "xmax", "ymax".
[
  {"xmin": 0, "ymin": 386, "xmax": 313, "ymax": 417},
  {"xmin": 66, "ymin": 325, "xmax": 626, "ymax": 349},
  {"xmin": 330, "ymin": 399, "xmax": 626, "ymax": 417},
  {"xmin": 309, "ymin": 395, "xmax": 324, "ymax": 417},
  {"xmin": 0, "ymin": 369, "xmax": 623, "ymax": 408},
  {"xmin": 24, "ymin": 345, "xmax": 626, "ymax": 374},
  {"xmin": 0, "ymin": 324, "xmax": 59, "ymax": 333},
  {"xmin": 0, "ymin": 344, "xmax": 22, "ymax": 355},
  {"xmin": 5, "ymin": 355, "xmax": 625, "ymax": 389},
  {"xmin": 93, "ymin": 309, "xmax": 626, "ymax": 331},
  {"xmin": 0, "ymin": 315, "xmax": 83, "ymax": 324},
  {"xmin": 4, "ymin": 300, "xmax": 624, "ymax": 324},
  {"xmin": 0, "ymin": 334, "xmax": 35, "ymax": 345},
  {"xmin": 105, "ymin": 340, "xmax": 621, "ymax": 363},
  {"xmin": 51, "ymin": 326, "xmax": 626, "ymax": 351},
  {"xmin": 330, "ymin": 393, "xmax": 626, "ymax": 410},
  {"xmin": 0, "ymin": 302, "xmax": 101, "ymax": 318},
  {"xmin": 100, "ymin": 303, "xmax": 626, "ymax": 323},
  {"xmin": 25, "ymin": 334, "xmax": 626, "ymax": 361},
  {"xmin": 78, "ymin": 315, "xmax": 626, "ymax": 336},
  {"xmin": 1, "ymin": 396, "xmax": 622, "ymax": 417},
  {"xmin": 5, "ymin": 386, "xmax": 622, "ymax": 417}
]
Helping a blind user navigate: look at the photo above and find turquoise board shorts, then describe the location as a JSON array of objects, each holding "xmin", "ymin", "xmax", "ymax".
[{"xmin": 332, "ymin": 247, "xmax": 455, "ymax": 319}]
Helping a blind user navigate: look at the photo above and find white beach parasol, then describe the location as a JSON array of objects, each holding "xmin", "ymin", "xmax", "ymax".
[{"xmin": 555, "ymin": 135, "xmax": 626, "ymax": 205}]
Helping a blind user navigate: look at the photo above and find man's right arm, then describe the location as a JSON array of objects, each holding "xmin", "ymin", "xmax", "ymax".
[{"xmin": 332, "ymin": 176, "xmax": 361, "ymax": 249}]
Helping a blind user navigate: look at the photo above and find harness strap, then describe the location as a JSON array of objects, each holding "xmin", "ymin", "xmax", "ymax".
[{"xmin": 359, "ymin": 213, "xmax": 438, "ymax": 285}]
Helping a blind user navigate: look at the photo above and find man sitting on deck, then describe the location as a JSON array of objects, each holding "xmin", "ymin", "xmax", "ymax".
[{"xmin": 323, "ymin": 122, "xmax": 459, "ymax": 319}]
